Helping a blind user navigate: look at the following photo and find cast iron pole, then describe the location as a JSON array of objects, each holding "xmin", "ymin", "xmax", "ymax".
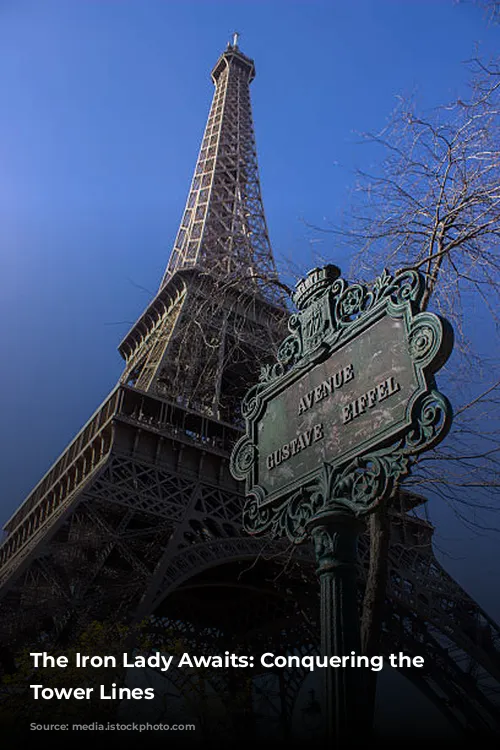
[{"xmin": 308, "ymin": 509, "xmax": 365, "ymax": 744}]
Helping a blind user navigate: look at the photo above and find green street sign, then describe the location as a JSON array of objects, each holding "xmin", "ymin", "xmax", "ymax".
[{"xmin": 231, "ymin": 266, "xmax": 453, "ymax": 542}]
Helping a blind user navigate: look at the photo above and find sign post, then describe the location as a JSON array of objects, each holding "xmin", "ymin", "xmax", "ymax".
[
  {"xmin": 230, "ymin": 265, "xmax": 453, "ymax": 742},
  {"xmin": 307, "ymin": 508, "xmax": 364, "ymax": 742}
]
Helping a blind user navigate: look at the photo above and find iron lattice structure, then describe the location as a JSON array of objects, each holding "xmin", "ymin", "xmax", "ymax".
[
  {"xmin": 0, "ymin": 39, "xmax": 499, "ymax": 738},
  {"xmin": 160, "ymin": 41, "xmax": 279, "ymax": 295}
]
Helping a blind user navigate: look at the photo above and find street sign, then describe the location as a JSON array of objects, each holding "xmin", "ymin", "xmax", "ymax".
[{"xmin": 231, "ymin": 266, "xmax": 453, "ymax": 541}]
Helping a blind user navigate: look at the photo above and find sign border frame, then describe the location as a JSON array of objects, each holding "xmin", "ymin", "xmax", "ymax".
[{"xmin": 231, "ymin": 267, "xmax": 453, "ymax": 541}]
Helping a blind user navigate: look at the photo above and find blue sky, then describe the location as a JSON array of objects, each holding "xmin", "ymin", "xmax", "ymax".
[{"xmin": 1, "ymin": 0, "xmax": 499, "ymax": 631}]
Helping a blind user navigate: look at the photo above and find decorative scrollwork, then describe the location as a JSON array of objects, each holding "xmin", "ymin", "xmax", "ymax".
[
  {"xmin": 392, "ymin": 269, "xmax": 422, "ymax": 305},
  {"xmin": 372, "ymin": 268, "xmax": 422, "ymax": 307},
  {"xmin": 242, "ymin": 486, "xmax": 269, "ymax": 530},
  {"xmin": 259, "ymin": 361, "xmax": 285, "ymax": 385},
  {"xmin": 230, "ymin": 436, "xmax": 256, "ymax": 481},
  {"xmin": 408, "ymin": 312, "xmax": 445, "ymax": 367},
  {"xmin": 277, "ymin": 334, "xmax": 301, "ymax": 367},
  {"xmin": 410, "ymin": 324, "xmax": 435, "ymax": 361},
  {"xmin": 332, "ymin": 269, "xmax": 423, "ymax": 332},
  {"xmin": 405, "ymin": 391, "xmax": 452, "ymax": 453},
  {"xmin": 314, "ymin": 454, "xmax": 406, "ymax": 519},
  {"xmin": 336, "ymin": 284, "xmax": 369, "ymax": 322},
  {"xmin": 241, "ymin": 383, "xmax": 264, "ymax": 419},
  {"xmin": 330, "ymin": 277, "xmax": 346, "ymax": 299},
  {"xmin": 310, "ymin": 526, "xmax": 340, "ymax": 569}
]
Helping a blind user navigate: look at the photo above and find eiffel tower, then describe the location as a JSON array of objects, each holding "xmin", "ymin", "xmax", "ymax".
[{"xmin": 1, "ymin": 37, "xmax": 500, "ymax": 739}]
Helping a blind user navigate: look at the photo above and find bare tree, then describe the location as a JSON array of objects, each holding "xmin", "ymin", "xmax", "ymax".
[
  {"xmin": 344, "ymin": 54, "xmax": 500, "ymax": 499},
  {"xmin": 474, "ymin": 0, "xmax": 500, "ymax": 24},
  {"xmin": 319, "ymin": 53, "xmax": 500, "ymax": 723}
]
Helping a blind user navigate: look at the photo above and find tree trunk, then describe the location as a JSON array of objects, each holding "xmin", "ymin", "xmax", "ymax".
[{"xmin": 360, "ymin": 505, "xmax": 391, "ymax": 730}]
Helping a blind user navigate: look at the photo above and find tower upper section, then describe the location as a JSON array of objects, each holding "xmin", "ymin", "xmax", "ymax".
[{"xmin": 159, "ymin": 38, "xmax": 279, "ymax": 298}]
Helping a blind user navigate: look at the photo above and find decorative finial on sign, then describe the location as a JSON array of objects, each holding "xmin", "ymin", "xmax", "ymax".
[
  {"xmin": 293, "ymin": 265, "xmax": 341, "ymax": 310},
  {"xmin": 232, "ymin": 31, "xmax": 240, "ymax": 48}
]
